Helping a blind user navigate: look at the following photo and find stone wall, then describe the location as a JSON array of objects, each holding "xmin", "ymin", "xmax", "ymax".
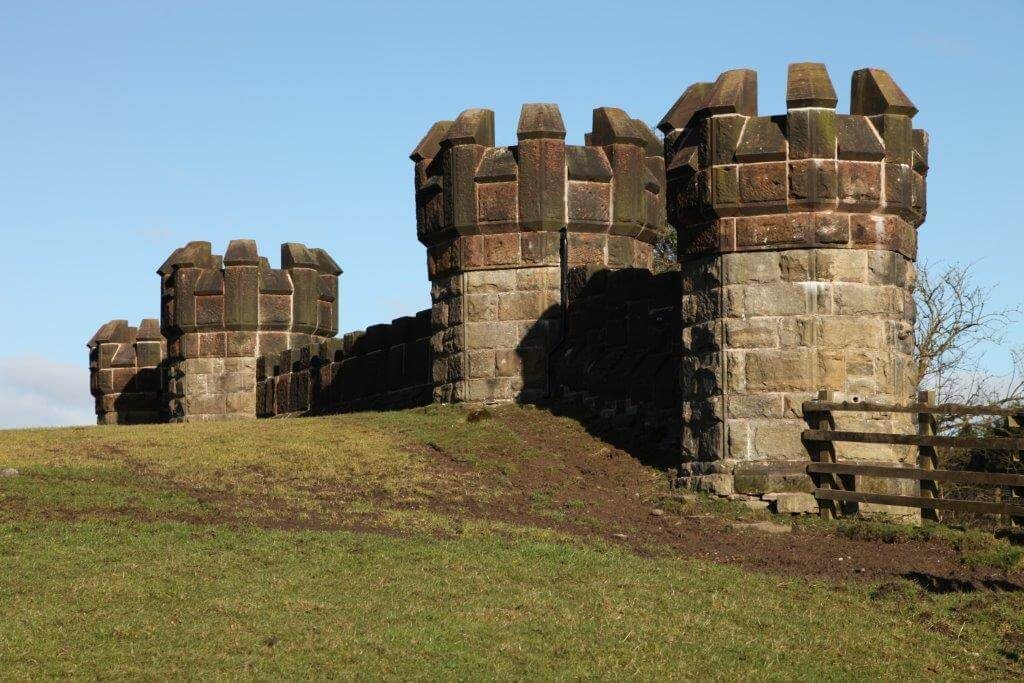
[
  {"xmin": 663, "ymin": 63, "xmax": 926, "ymax": 501},
  {"xmin": 413, "ymin": 104, "xmax": 666, "ymax": 405},
  {"xmin": 88, "ymin": 319, "xmax": 166, "ymax": 424},
  {"xmin": 257, "ymin": 310, "xmax": 432, "ymax": 416},
  {"xmin": 158, "ymin": 240, "xmax": 341, "ymax": 422},
  {"xmin": 547, "ymin": 267, "xmax": 680, "ymax": 463},
  {"xmin": 84, "ymin": 61, "xmax": 932, "ymax": 514}
]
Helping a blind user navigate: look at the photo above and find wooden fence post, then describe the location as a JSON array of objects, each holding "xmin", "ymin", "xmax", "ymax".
[
  {"xmin": 807, "ymin": 389, "xmax": 841, "ymax": 520},
  {"xmin": 1008, "ymin": 414, "xmax": 1024, "ymax": 527},
  {"xmin": 918, "ymin": 390, "xmax": 940, "ymax": 522}
]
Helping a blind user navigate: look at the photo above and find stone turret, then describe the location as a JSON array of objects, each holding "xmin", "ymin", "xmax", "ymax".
[
  {"xmin": 663, "ymin": 64, "xmax": 927, "ymax": 496},
  {"xmin": 158, "ymin": 240, "xmax": 341, "ymax": 421},
  {"xmin": 412, "ymin": 104, "xmax": 667, "ymax": 403},
  {"xmin": 88, "ymin": 318, "xmax": 166, "ymax": 424}
]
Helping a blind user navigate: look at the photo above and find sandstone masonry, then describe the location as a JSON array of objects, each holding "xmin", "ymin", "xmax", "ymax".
[
  {"xmin": 663, "ymin": 64, "xmax": 925, "ymax": 502},
  {"xmin": 87, "ymin": 62, "xmax": 929, "ymax": 507},
  {"xmin": 412, "ymin": 104, "xmax": 667, "ymax": 404}
]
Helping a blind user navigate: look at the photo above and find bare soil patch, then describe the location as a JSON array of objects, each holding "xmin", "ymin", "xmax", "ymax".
[{"xmin": 406, "ymin": 407, "xmax": 1024, "ymax": 591}]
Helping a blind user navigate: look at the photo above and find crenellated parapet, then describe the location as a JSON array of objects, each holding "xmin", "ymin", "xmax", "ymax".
[
  {"xmin": 413, "ymin": 104, "xmax": 666, "ymax": 275},
  {"xmin": 87, "ymin": 318, "xmax": 166, "ymax": 424},
  {"xmin": 663, "ymin": 64, "xmax": 927, "ymax": 259},
  {"xmin": 157, "ymin": 239, "xmax": 342, "ymax": 421},
  {"xmin": 412, "ymin": 104, "xmax": 667, "ymax": 404},
  {"xmin": 158, "ymin": 240, "xmax": 341, "ymax": 347}
]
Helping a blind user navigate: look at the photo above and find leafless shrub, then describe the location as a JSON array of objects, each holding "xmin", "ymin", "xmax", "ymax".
[{"xmin": 914, "ymin": 260, "xmax": 1024, "ymax": 435}]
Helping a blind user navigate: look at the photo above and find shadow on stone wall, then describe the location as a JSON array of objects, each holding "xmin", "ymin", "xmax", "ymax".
[
  {"xmin": 521, "ymin": 267, "xmax": 682, "ymax": 470},
  {"xmin": 257, "ymin": 310, "xmax": 433, "ymax": 417}
]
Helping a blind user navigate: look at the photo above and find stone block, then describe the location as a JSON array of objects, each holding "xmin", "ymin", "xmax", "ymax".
[
  {"xmin": 495, "ymin": 349, "xmax": 522, "ymax": 378},
  {"xmin": 226, "ymin": 391, "xmax": 256, "ymax": 415},
  {"xmin": 832, "ymin": 283, "xmax": 897, "ymax": 316},
  {"xmin": 727, "ymin": 394, "xmax": 784, "ymax": 419},
  {"xmin": 738, "ymin": 162, "xmax": 787, "ymax": 204},
  {"xmin": 466, "ymin": 377, "xmax": 515, "ymax": 403},
  {"xmin": 721, "ymin": 251, "xmax": 780, "ymax": 284},
  {"xmin": 186, "ymin": 394, "xmax": 225, "ymax": 416},
  {"xmin": 477, "ymin": 182, "xmax": 518, "ymax": 223},
  {"xmin": 779, "ymin": 251, "xmax": 811, "ymax": 281},
  {"xmin": 814, "ymin": 250, "xmax": 866, "ymax": 282},
  {"xmin": 517, "ymin": 137, "xmax": 566, "ymax": 230},
  {"xmin": 225, "ymin": 331, "xmax": 257, "ymax": 357},
  {"xmin": 568, "ymin": 233, "xmax": 607, "ymax": 265},
  {"xmin": 744, "ymin": 349, "xmax": 813, "ymax": 392},
  {"xmin": 813, "ymin": 213, "xmax": 848, "ymax": 244},
  {"xmin": 467, "ymin": 350, "xmax": 496, "ymax": 379},
  {"xmin": 259, "ymin": 293, "xmax": 293, "ymax": 329},
  {"xmin": 787, "ymin": 108, "xmax": 836, "ymax": 160},
  {"xmin": 195, "ymin": 295, "xmax": 225, "ymax": 329},
  {"xmin": 838, "ymin": 161, "xmax": 882, "ymax": 205},
  {"xmin": 727, "ymin": 420, "xmax": 751, "ymax": 459},
  {"xmin": 778, "ymin": 317, "xmax": 813, "ymax": 347},
  {"xmin": 709, "ymin": 166, "xmax": 739, "ymax": 206},
  {"xmin": 735, "ymin": 215, "xmax": 804, "ymax": 249},
  {"xmin": 735, "ymin": 116, "xmax": 787, "ymax": 162},
  {"xmin": 498, "ymin": 291, "xmax": 545, "ymax": 322},
  {"xmin": 520, "ymin": 233, "xmax": 560, "ymax": 265},
  {"xmin": 465, "ymin": 321, "xmax": 518, "ymax": 350},
  {"xmin": 772, "ymin": 492, "xmax": 819, "ymax": 514},
  {"xmin": 725, "ymin": 318, "xmax": 778, "ymax": 349},
  {"xmin": 465, "ymin": 269, "xmax": 516, "ymax": 294},
  {"xmin": 739, "ymin": 283, "xmax": 812, "ymax": 317},
  {"xmin": 789, "ymin": 160, "xmax": 837, "ymax": 204},
  {"xmin": 464, "ymin": 234, "xmax": 520, "ymax": 268},
  {"xmin": 700, "ymin": 114, "xmax": 745, "ymax": 166},
  {"xmin": 816, "ymin": 317, "xmax": 885, "ymax": 349},
  {"xmin": 695, "ymin": 473, "xmax": 734, "ymax": 496},
  {"xmin": 734, "ymin": 463, "xmax": 814, "ymax": 495},
  {"xmin": 465, "ymin": 294, "xmax": 499, "ymax": 320},
  {"xmin": 751, "ymin": 421, "xmax": 807, "ymax": 460}
]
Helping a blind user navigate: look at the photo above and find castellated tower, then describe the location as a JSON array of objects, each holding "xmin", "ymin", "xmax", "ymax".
[
  {"xmin": 663, "ymin": 64, "xmax": 927, "ymax": 494},
  {"xmin": 412, "ymin": 103, "xmax": 667, "ymax": 404},
  {"xmin": 158, "ymin": 239, "xmax": 341, "ymax": 422},
  {"xmin": 88, "ymin": 318, "xmax": 166, "ymax": 424}
]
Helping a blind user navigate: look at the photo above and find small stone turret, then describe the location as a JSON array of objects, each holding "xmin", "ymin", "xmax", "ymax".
[
  {"xmin": 158, "ymin": 240, "xmax": 342, "ymax": 421},
  {"xmin": 412, "ymin": 103, "xmax": 667, "ymax": 403},
  {"xmin": 663, "ymin": 64, "xmax": 927, "ymax": 498},
  {"xmin": 88, "ymin": 318, "xmax": 166, "ymax": 424}
]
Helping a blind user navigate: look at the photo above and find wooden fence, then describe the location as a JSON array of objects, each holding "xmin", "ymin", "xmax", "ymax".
[{"xmin": 801, "ymin": 390, "xmax": 1024, "ymax": 522}]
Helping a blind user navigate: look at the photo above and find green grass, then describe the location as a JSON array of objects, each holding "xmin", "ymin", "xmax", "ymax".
[
  {"xmin": 1, "ymin": 406, "xmax": 1023, "ymax": 679},
  {"xmin": 1, "ymin": 519, "xmax": 1019, "ymax": 680}
]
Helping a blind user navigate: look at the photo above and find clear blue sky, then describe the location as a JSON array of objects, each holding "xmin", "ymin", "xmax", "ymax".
[{"xmin": 1, "ymin": 1, "xmax": 1022, "ymax": 426}]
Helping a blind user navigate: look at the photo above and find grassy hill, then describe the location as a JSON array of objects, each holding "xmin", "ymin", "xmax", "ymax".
[{"xmin": 1, "ymin": 405, "xmax": 1023, "ymax": 679}]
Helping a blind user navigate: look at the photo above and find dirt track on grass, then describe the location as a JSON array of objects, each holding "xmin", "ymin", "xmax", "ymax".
[{"xmin": 412, "ymin": 408, "xmax": 1024, "ymax": 592}]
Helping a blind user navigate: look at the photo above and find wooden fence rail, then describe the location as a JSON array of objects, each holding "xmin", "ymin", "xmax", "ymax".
[{"xmin": 801, "ymin": 390, "xmax": 1024, "ymax": 522}]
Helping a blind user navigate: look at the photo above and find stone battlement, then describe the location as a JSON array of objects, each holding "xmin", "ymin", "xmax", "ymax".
[
  {"xmin": 159, "ymin": 239, "xmax": 341, "ymax": 345},
  {"xmin": 663, "ymin": 64, "xmax": 927, "ymax": 259},
  {"xmin": 84, "ymin": 62, "xmax": 939, "ymax": 512},
  {"xmin": 413, "ymin": 104, "xmax": 667, "ymax": 277},
  {"xmin": 256, "ymin": 309, "xmax": 432, "ymax": 416},
  {"xmin": 158, "ymin": 240, "xmax": 342, "ymax": 421},
  {"xmin": 88, "ymin": 318, "xmax": 166, "ymax": 424}
]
